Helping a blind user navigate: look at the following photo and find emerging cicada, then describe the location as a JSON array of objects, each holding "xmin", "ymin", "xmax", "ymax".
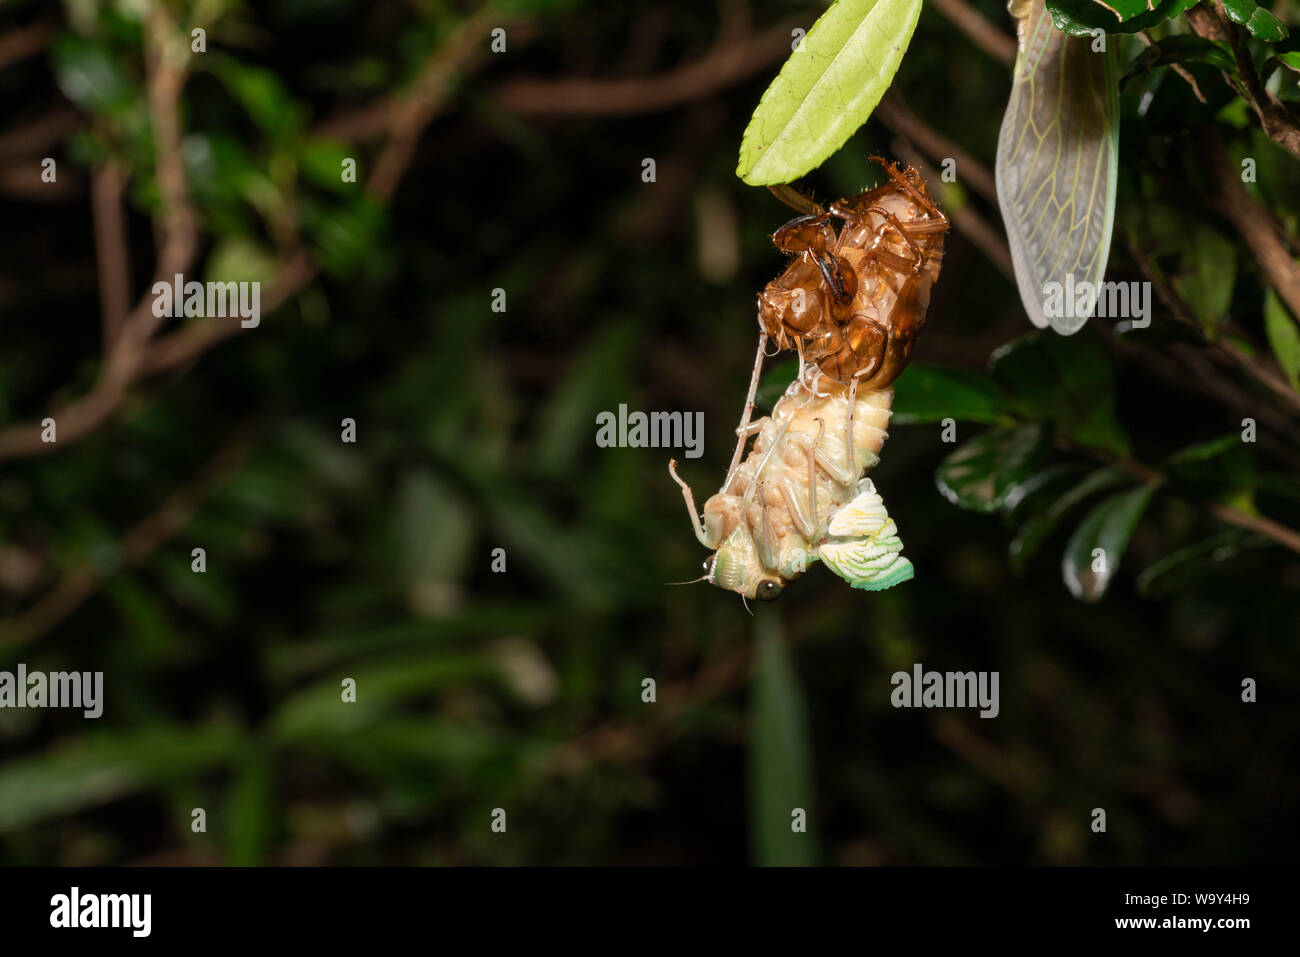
[{"xmin": 670, "ymin": 159, "xmax": 947, "ymax": 600}]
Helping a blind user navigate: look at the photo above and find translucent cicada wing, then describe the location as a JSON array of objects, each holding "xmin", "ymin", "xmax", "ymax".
[
  {"xmin": 995, "ymin": 0, "xmax": 1118, "ymax": 334},
  {"xmin": 817, "ymin": 480, "xmax": 914, "ymax": 591}
]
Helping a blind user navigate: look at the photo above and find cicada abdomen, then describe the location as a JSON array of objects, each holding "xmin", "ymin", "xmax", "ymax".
[{"xmin": 670, "ymin": 376, "xmax": 911, "ymax": 600}]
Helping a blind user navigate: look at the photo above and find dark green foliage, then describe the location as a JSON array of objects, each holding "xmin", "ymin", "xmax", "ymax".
[{"xmin": 0, "ymin": 0, "xmax": 1298, "ymax": 867}]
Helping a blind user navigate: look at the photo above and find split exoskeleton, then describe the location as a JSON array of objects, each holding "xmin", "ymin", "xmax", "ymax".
[{"xmin": 671, "ymin": 158, "xmax": 948, "ymax": 600}]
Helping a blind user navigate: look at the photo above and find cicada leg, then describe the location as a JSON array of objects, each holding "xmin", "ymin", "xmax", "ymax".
[
  {"xmin": 833, "ymin": 202, "xmax": 944, "ymax": 279},
  {"xmin": 668, "ymin": 458, "xmax": 713, "ymax": 549},
  {"xmin": 844, "ymin": 373, "xmax": 861, "ymax": 481},
  {"xmin": 720, "ymin": 330, "xmax": 769, "ymax": 495},
  {"xmin": 779, "ymin": 415, "xmax": 826, "ymax": 539},
  {"xmin": 777, "ymin": 478, "xmax": 817, "ymax": 540},
  {"xmin": 802, "ymin": 364, "xmax": 834, "ymax": 399},
  {"xmin": 756, "ymin": 482, "xmax": 777, "ymax": 571},
  {"xmin": 829, "ymin": 203, "xmax": 924, "ymax": 271},
  {"xmin": 866, "ymin": 154, "xmax": 950, "ymax": 229}
]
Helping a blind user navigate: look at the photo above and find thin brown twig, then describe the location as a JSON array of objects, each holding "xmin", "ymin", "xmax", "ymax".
[
  {"xmin": 0, "ymin": 9, "xmax": 195, "ymax": 462},
  {"xmin": 91, "ymin": 162, "xmax": 131, "ymax": 352},
  {"xmin": 367, "ymin": 9, "xmax": 502, "ymax": 201},
  {"xmin": 927, "ymin": 0, "xmax": 1016, "ymax": 66},
  {"xmin": 0, "ymin": 109, "xmax": 79, "ymax": 163},
  {"xmin": 0, "ymin": 19, "xmax": 55, "ymax": 71},
  {"xmin": 139, "ymin": 251, "xmax": 316, "ymax": 376},
  {"xmin": 0, "ymin": 9, "xmax": 498, "ymax": 461},
  {"xmin": 1136, "ymin": 30, "xmax": 1207, "ymax": 103},
  {"xmin": 1079, "ymin": 442, "xmax": 1300, "ymax": 556},
  {"xmin": 494, "ymin": 16, "xmax": 805, "ymax": 117},
  {"xmin": 875, "ymin": 91, "xmax": 998, "ymax": 207},
  {"xmin": 931, "ymin": 714, "xmax": 1038, "ymax": 795},
  {"xmin": 1199, "ymin": 128, "xmax": 1300, "ymax": 328}
]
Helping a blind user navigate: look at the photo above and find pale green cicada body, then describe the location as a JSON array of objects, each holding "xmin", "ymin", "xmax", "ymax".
[{"xmin": 670, "ymin": 375, "xmax": 912, "ymax": 600}]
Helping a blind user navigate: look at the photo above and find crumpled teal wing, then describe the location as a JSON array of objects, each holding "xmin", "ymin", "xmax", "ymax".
[{"xmin": 818, "ymin": 480, "xmax": 914, "ymax": 590}]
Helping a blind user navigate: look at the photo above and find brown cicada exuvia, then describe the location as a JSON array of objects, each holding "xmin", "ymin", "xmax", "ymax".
[{"xmin": 758, "ymin": 156, "xmax": 948, "ymax": 391}]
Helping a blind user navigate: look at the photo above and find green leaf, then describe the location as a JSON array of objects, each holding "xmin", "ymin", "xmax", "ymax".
[
  {"xmin": 300, "ymin": 195, "xmax": 386, "ymax": 276},
  {"xmin": 1123, "ymin": 36, "xmax": 1238, "ymax": 82},
  {"xmin": 532, "ymin": 323, "xmax": 636, "ymax": 476},
  {"xmin": 997, "ymin": 2, "xmax": 1118, "ymax": 333},
  {"xmin": 206, "ymin": 235, "xmax": 280, "ymax": 289},
  {"xmin": 1263, "ymin": 290, "xmax": 1300, "ymax": 391},
  {"xmin": 1047, "ymin": 0, "xmax": 1199, "ymax": 37},
  {"xmin": 225, "ymin": 746, "xmax": 274, "ymax": 866},
  {"xmin": 52, "ymin": 35, "xmax": 135, "ymax": 117},
  {"xmin": 1222, "ymin": 0, "xmax": 1290, "ymax": 41},
  {"xmin": 1010, "ymin": 466, "xmax": 1130, "ymax": 572},
  {"xmin": 756, "ymin": 359, "xmax": 800, "ymax": 409},
  {"xmin": 749, "ymin": 608, "xmax": 816, "ymax": 866},
  {"xmin": 271, "ymin": 654, "xmax": 499, "ymax": 741},
  {"xmin": 0, "ymin": 725, "xmax": 244, "ymax": 832},
  {"xmin": 891, "ymin": 363, "xmax": 1006, "ymax": 425},
  {"xmin": 211, "ymin": 57, "xmax": 304, "ymax": 139},
  {"xmin": 298, "ymin": 138, "xmax": 356, "ymax": 195},
  {"xmin": 1263, "ymin": 52, "xmax": 1300, "ymax": 92},
  {"xmin": 1171, "ymin": 226, "xmax": 1236, "ymax": 334},
  {"xmin": 736, "ymin": 0, "xmax": 923, "ymax": 185},
  {"xmin": 1245, "ymin": 8, "xmax": 1287, "ymax": 42},
  {"xmin": 1061, "ymin": 483, "xmax": 1158, "ymax": 601},
  {"xmin": 988, "ymin": 329, "xmax": 1129, "ymax": 456},
  {"xmin": 1165, "ymin": 433, "xmax": 1243, "ymax": 465},
  {"xmin": 935, "ymin": 425, "xmax": 1049, "ymax": 514},
  {"xmin": 391, "ymin": 469, "xmax": 476, "ymax": 616},
  {"xmin": 1165, "ymin": 434, "xmax": 1256, "ymax": 511},
  {"xmin": 1136, "ymin": 530, "xmax": 1261, "ymax": 598}
]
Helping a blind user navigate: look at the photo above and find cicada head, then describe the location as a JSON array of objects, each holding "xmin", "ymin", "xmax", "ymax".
[{"xmin": 704, "ymin": 521, "xmax": 788, "ymax": 601}]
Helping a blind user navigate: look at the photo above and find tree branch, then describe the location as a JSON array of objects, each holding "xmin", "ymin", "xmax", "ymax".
[
  {"xmin": 1186, "ymin": 2, "xmax": 1300, "ymax": 160},
  {"xmin": 493, "ymin": 16, "xmax": 804, "ymax": 117},
  {"xmin": 91, "ymin": 162, "xmax": 131, "ymax": 352},
  {"xmin": 0, "ymin": 9, "xmax": 500, "ymax": 461},
  {"xmin": 927, "ymin": 0, "xmax": 1016, "ymax": 66}
]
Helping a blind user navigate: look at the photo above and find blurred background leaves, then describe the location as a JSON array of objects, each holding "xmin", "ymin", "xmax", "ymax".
[{"xmin": 0, "ymin": 0, "xmax": 1297, "ymax": 865}]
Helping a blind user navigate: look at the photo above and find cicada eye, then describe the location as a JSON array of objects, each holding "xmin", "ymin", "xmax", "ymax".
[
  {"xmin": 702, "ymin": 555, "xmax": 717, "ymax": 578},
  {"xmin": 755, "ymin": 579, "xmax": 784, "ymax": 600}
]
